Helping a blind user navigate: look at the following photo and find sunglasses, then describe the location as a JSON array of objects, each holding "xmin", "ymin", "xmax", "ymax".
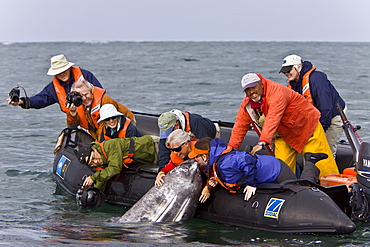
[
  {"xmin": 168, "ymin": 141, "xmax": 186, "ymax": 152},
  {"xmin": 105, "ymin": 116, "xmax": 117, "ymax": 121}
]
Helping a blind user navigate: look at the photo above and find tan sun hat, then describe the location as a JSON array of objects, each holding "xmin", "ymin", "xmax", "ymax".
[{"xmin": 47, "ymin": 54, "xmax": 75, "ymax": 75}]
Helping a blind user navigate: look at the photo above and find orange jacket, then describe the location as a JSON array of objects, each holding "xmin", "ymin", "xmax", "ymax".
[
  {"xmin": 67, "ymin": 90, "xmax": 134, "ymax": 140},
  {"xmin": 229, "ymin": 75, "xmax": 320, "ymax": 153},
  {"xmin": 53, "ymin": 66, "xmax": 83, "ymax": 113},
  {"xmin": 97, "ymin": 117, "xmax": 131, "ymax": 142},
  {"xmin": 76, "ymin": 87, "xmax": 106, "ymax": 132}
]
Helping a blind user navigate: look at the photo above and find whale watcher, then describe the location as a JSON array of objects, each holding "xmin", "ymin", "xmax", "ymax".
[
  {"xmin": 155, "ymin": 129, "xmax": 212, "ymax": 203},
  {"xmin": 279, "ymin": 54, "xmax": 347, "ymax": 157},
  {"xmin": 157, "ymin": 109, "xmax": 219, "ymax": 171},
  {"xmin": 189, "ymin": 137, "xmax": 327, "ymax": 201},
  {"xmin": 7, "ymin": 54, "xmax": 103, "ymax": 111},
  {"xmin": 75, "ymin": 135, "xmax": 156, "ymax": 192},
  {"xmin": 96, "ymin": 104, "xmax": 141, "ymax": 143},
  {"xmin": 228, "ymin": 73, "xmax": 339, "ymax": 178},
  {"xmin": 66, "ymin": 79, "xmax": 135, "ymax": 140}
]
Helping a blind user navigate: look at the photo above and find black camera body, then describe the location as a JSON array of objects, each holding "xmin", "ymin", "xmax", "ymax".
[
  {"xmin": 66, "ymin": 91, "xmax": 83, "ymax": 107},
  {"xmin": 9, "ymin": 87, "xmax": 20, "ymax": 102}
]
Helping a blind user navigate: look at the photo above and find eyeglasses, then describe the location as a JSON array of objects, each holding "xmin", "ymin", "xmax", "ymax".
[
  {"xmin": 104, "ymin": 116, "xmax": 117, "ymax": 121},
  {"xmin": 168, "ymin": 141, "xmax": 187, "ymax": 152}
]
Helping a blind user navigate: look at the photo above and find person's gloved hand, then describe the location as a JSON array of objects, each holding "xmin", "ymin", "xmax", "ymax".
[{"xmin": 243, "ymin": 185, "xmax": 256, "ymax": 201}]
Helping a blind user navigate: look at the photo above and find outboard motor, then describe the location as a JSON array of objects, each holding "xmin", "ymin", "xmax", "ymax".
[
  {"xmin": 350, "ymin": 142, "xmax": 370, "ymax": 221},
  {"xmin": 76, "ymin": 185, "xmax": 105, "ymax": 209}
]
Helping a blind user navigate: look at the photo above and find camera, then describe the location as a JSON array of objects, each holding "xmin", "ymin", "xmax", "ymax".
[
  {"xmin": 9, "ymin": 87, "xmax": 20, "ymax": 102},
  {"xmin": 66, "ymin": 91, "xmax": 83, "ymax": 107}
]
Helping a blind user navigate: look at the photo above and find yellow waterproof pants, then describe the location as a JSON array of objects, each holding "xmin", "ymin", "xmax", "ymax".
[{"xmin": 274, "ymin": 123, "xmax": 339, "ymax": 178}]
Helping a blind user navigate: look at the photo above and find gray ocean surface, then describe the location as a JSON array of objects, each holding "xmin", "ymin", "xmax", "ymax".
[{"xmin": 0, "ymin": 41, "xmax": 369, "ymax": 246}]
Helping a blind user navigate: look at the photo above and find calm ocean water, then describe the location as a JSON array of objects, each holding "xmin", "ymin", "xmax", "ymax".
[{"xmin": 0, "ymin": 41, "xmax": 369, "ymax": 246}]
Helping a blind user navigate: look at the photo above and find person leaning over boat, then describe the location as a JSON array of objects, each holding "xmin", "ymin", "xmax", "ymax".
[
  {"xmin": 7, "ymin": 54, "xmax": 103, "ymax": 111},
  {"xmin": 228, "ymin": 73, "xmax": 339, "ymax": 179},
  {"xmin": 66, "ymin": 79, "xmax": 135, "ymax": 140},
  {"xmin": 76, "ymin": 135, "xmax": 156, "ymax": 192},
  {"xmin": 157, "ymin": 109, "xmax": 219, "ymax": 171},
  {"xmin": 189, "ymin": 137, "xmax": 327, "ymax": 201},
  {"xmin": 155, "ymin": 129, "xmax": 214, "ymax": 203},
  {"xmin": 279, "ymin": 54, "xmax": 346, "ymax": 157},
  {"xmin": 96, "ymin": 104, "xmax": 141, "ymax": 143}
]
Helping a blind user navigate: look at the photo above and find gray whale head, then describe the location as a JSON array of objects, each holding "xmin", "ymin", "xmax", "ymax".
[{"xmin": 118, "ymin": 159, "xmax": 203, "ymax": 223}]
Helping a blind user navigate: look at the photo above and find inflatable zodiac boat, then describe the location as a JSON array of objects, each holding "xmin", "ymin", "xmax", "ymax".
[{"xmin": 52, "ymin": 112, "xmax": 358, "ymax": 234}]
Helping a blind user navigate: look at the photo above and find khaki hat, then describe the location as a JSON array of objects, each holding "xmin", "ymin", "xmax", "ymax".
[
  {"xmin": 47, "ymin": 54, "xmax": 74, "ymax": 75},
  {"xmin": 158, "ymin": 112, "xmax": 177, "ymax": 139}
]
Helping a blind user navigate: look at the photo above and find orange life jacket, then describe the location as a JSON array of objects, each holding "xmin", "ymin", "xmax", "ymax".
[
  {"xmin": 97, "ymin": 138, "xmax": 135, "ymax": 169},
  {"xmin": 169, "ymin": 139, "xmax": 197, "ymax": 166},
  {"xmin": 52, "ymin": 67, "xmax": 84, "ymax": 113},
  {"xmin": 76, "ymin": 87, "xmax": 106, "ymax": 133},
  {"xmin": 211, "ymin": 146, "xmax": 241, "ymax": 193},
  {"xmin": 288, "ymin": 67, "xmax": 316, "ymax": 105},
  {"xmin": 182, "ymin": 112, "xmax": 191, "ymax": 132},
  {"xmin": 99, "ymin": 117, "xmax": 132, "ymax": 142}
]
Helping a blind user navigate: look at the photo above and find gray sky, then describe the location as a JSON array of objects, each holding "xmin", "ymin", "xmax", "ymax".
[{"xmin": 1, "ymin": 0, "xmax": 369, "ymax": 43}]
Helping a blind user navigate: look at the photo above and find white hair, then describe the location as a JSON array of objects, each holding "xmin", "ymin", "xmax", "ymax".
[
  {"xmin": 71, "ymin": 78, "xmax": 94, "ymax": 92},
  {"xmin": 166, "ymin": 129, "xmax": 192, "ymax": 147}
]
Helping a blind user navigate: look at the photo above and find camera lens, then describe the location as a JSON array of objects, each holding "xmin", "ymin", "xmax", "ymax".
[{"xmin": 74, "ymin": 97, "xmax": 83, "ymax": 107}]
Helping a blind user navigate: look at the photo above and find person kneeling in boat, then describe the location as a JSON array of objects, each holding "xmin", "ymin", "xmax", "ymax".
[
  {"xmin": 154, "ymin": 129, "xmax": 214, "ymax": 203},
  {"xmin": 96, "ymin": 104, "xmax": 142, "ymax": 143},
  {"xmin": 67, "ymin": 79, "xmax": 135, "ymax": 140},
  {"xmin": 75, "ymin": 135, "xmax": 156, "ymax": 192},
  {"xmin": 189, "ymin": 137, "xmax": 328, "ymax": 201}
]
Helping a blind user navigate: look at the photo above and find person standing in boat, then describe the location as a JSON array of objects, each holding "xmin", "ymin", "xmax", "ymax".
[
  {"xmin": 279, "ymin": 54, "xmax": 346, "ymax": 157},
  {"xmin": 157, "ymin": 109, "xmax": 219, "ymax": 171},
  {"xmin": 228, "ymin": 73, "xmax": 339, "ymax": 179},
  {"xmin": 155, "ymin": 129, "xmax": 213, "ymax": 203},
  {"xmin": 7, "ymin": 54, "xmax": 103, "ymax": 111},
  {"xmin": 96, "ymin": 104, "xmax": 141, "ymax": 143},
  {"xmin": 75, "ymin": 135, "xmax": 156, "ymax": 192},
  {"xmin": 189, "ymin": 137, "xmax": 327, "ymax": 201},
  {"xmin": 66, "ymin": 79, "xmax": 135, "ymax": 140}
]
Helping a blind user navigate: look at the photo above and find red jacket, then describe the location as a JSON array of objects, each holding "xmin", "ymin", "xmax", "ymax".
[{"xmin": 229, "ymin": 75, "xmax": 320, "ymax": 153}]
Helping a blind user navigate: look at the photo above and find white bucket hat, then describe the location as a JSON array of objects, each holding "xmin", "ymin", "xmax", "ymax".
[
  {"xmin": 97, "ymin": 104, "xmax": 124, "ymax": 124},
  {"xmin": 47, "ymin": 54, "xmax": 75, "ymax": 75}
]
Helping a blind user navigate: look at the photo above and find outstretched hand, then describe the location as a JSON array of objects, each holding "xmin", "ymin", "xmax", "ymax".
[
  {"xmin": 66, "ymin": 103, "xmax": 77, "ymax": 116},
  {"xmin": 250, "ymin": 144, "xmax": 262, "ymax": 155},
  {"xmin": 243, "ymin": 185, "xmax": 256, "ymax": 201},
  {"xmin": 155, "ymin": 172, "xmax": 166, "ymax": 187},
  {"xmin": 199, "ymin": 186, "xmax": 211, "ymax": 203},
  {"xmin": 208, "ymin": 177, "xmax": 218, "ymax": 187},
  {"xmin": 7, "ymin": 98, "xmax": 24, "ymax": 106},
  {"xmin": 83, "ymin": 176, "xmax": 94, "ymax": 186}
]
